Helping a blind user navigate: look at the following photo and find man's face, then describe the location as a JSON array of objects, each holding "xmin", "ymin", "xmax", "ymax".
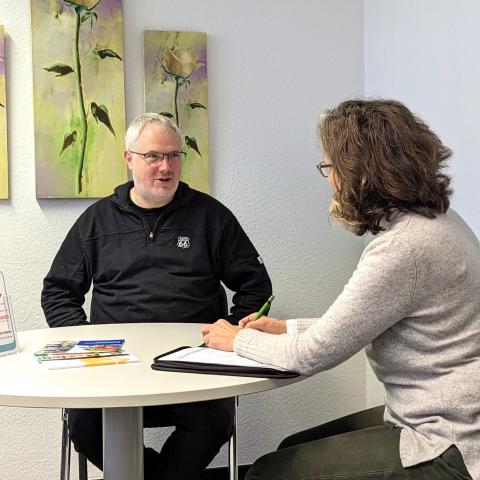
[{"xmin": 124, "ymin": 124, "xmax": 183, "ymax": 208}]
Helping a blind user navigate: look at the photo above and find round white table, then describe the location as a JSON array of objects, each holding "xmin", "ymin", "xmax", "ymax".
[{"xmin": 0, "ymin": 323, "xmax": 302, "ymax": 480}]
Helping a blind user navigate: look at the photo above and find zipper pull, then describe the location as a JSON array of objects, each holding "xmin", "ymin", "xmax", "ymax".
[{"xmin": 149, "ymin": 231, "xmax": 154, "ymax": 240}]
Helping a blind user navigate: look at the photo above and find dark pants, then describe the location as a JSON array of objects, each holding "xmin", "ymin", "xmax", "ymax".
[
  {"xmin": 68, "ymin": 397, "xmax": 234, "ymax": 480},
  {"xmin": 246, "ymin": 406, "xmax": 472, "ymax": 480}
]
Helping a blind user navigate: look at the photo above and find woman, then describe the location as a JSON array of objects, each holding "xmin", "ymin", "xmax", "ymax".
[{"xmin": 201, "ymin": 99, "xmax": 480, "ymax": 479}]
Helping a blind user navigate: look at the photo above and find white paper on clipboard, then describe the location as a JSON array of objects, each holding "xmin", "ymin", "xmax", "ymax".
[{"xmin": 0, "ymin": 271, "xmax": 18, "ymax": 356}]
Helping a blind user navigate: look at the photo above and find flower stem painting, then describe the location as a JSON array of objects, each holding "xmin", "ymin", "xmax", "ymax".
[
  {"xmin": 144, "ymin": 31, "xmax": 209, "ymax": 193},
  {"xmin": 0, "ymin": 26, "xmax": 8, "ymax": 199},
  {"xmin": 31, "ymin": 0, "xmax": 127, "ymax": 198}
]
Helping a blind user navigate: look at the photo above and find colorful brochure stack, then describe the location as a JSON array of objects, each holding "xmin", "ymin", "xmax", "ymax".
[{"xmin": 34, "ymin": 339, "xmax": 139, "ymax": 369}]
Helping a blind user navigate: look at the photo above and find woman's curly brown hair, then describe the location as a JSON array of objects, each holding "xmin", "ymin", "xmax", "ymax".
[{"xmin": 316, "ymin": 99, "xmax": 453, "ymax": 236}]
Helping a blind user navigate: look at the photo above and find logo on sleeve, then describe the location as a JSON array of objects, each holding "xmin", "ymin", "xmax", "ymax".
[{"xmin": 177, "ymin": 236, "xmax": 190, "ymax": 249}]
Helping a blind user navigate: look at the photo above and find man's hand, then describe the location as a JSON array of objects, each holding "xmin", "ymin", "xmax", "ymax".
[
  {"xmin": 239, "ymin": 313, "xmax": 287, "ymax": 334},
  {"xmin": 201, "ymin": 319, "xmax": 241, "ymax": 351}
]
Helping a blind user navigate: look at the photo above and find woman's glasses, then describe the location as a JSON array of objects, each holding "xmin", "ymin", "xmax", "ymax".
[{"xmin": 316, "ymin": 162, "xmax": 333, "ymax": 178}]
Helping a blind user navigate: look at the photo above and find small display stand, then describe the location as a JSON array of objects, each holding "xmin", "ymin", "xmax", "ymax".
[{"xmin": 0, "ymin": 271, "xmax": 18, "ymax": 356}]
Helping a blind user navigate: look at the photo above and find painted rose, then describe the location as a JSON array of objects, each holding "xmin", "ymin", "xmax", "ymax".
[{"xmin": 161, "ymin": 47, "xmax": 202, "ymax": 79}]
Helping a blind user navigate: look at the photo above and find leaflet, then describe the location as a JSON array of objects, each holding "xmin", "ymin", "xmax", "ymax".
[
  {"xmin": 0, "ymin": 271, "xmax": 18, "ymax": 356},
  {"xmin": 34, "ymin": 339, "xmax": 126, "ymax": 361}
]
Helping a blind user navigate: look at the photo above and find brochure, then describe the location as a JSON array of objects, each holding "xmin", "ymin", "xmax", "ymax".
[
  {"xmin": 34, "ymin": 338, "xmax": 139, "ymax": 369},
  {"xmin": 34, "ymin": 339, "xmax": 126, "ymax": 361}
]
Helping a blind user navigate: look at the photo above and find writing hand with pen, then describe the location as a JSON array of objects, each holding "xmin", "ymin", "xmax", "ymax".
[{"xmin": 201, "ymin": 295, "xmax": 287, "ymax": 351}]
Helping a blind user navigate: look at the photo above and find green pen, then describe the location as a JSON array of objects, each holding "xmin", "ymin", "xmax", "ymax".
[{"xmin": 253, "ymin": 295, "xmax": 275, "ymax": 320}]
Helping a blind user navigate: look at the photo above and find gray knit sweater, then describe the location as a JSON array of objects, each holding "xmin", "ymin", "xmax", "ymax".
[{"xmin": 234, "ymin": 209, "xmax": 480, "ymax": 479}]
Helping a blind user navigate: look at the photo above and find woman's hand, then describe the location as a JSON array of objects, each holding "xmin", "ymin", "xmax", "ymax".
[
  {"xmin": 239, "ymin": 313, "xmax": 287, "ymax": 334},
  {"xmin": 201, "ymin": 319, "xmax": 241, "ymax": 351}
]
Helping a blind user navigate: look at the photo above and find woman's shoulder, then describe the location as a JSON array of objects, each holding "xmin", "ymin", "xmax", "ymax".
[
  {"xmin": 367, "ymin": 209, "xmax": 480, "ymax": 266},
  {"xmin": 392, "ymin": 209, "xmax": 477, "ymax": 245}
]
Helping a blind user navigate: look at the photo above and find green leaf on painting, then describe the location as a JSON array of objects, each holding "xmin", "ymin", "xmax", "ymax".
[
  {"xmin": 80, "ymin": 11, "xmax": 97, "ymax": 23},
  {"xmin": 59, "ymin": 130, "xmax": 77, "ymax": 156},
  {"xmin": 90, "ymin": 47, "xmax": 122, "ymax": 61},
  {"xmin": 64, "ymin": 0, "xmax": 101, "ymax": 12},
  {"xmin": 91, "ymin": 102, "xmax": 116, "ymax": 137},
  {"xmin": 185, "ymin": 136, "xmax": 202, "ymax": 157},
  {"xmin": 188, "ymin": 101, "xmax": 207, "ymax": 110},
  {"xmin": 159, "ymin": 112, "xmax": 174, "ymax": 118},
  {"xmin": 43, "ymin": 62, "xmax": 75, "ymax": 77},
  {"xmin": 97, "ymin": 48, "xmax": 122, "ymax": 61}
]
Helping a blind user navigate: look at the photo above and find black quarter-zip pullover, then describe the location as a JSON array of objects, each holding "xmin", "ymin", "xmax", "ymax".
[{"xmin": 41, "ymin": 181, "xmax": 272, "ymax": 327}]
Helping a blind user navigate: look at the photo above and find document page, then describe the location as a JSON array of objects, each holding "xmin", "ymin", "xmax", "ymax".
[
  {"xmin": 0, "ymin": 295, "xmax": 11, "ymax": 340},
  {"xmin": 0, "ymin": 271, "xmax": 17, "ymax": 355},
  {"xmin": 161, "ymin": 347, "xmax": 286, "ymax": 371}
]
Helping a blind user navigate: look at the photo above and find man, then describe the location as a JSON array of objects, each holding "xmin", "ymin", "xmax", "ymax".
[{"xmin": 41, "ymin": 113, "xmax": 272, "ymax": 480}]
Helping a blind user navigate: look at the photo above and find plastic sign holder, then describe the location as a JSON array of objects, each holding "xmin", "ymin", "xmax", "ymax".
[{"xmin": 0, "ymin": 272, "xmax": 18, "ymax": 356}]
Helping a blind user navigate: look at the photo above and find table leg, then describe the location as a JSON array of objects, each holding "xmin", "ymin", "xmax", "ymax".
[
  {"xmin": 228, "ymin": 397, "xmax": 238, "ymax": 480},
  {"xmin": 102, "ymin": 406, "xmax": 143, "ymax": 480}
]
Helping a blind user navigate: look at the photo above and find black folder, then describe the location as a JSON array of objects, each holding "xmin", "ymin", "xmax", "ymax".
[{"xmin": 151, "ymin": 346, "xmax": 299, "ymax": 379}]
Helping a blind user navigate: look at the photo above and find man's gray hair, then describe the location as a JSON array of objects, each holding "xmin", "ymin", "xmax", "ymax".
[{"xmin": 125, "ymin": 113, "xmax": 182, "ymax": 150}]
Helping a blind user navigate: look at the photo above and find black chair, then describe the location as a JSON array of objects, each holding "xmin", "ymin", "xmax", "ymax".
[
  {"xmin": 60, "ymin": 399, "xmax": 239, "ymax": 480},
  {"xmin": 60, "ymin": 409, "xmax": 88, "ymax": 480}
]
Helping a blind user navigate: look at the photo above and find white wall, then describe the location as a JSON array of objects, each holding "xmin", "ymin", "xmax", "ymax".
[
  {"xmin": 0, "ymin": 1, "xmax": 367, "ymax": 478},
  {"xmin": 364, "ymin": 0, "xmax": 480, "ymax": 406}
]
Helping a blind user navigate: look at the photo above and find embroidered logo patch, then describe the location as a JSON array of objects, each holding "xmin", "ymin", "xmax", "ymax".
[{"xmin": 177, "ymin": 236, "xmax": 190, "ymax": 249}]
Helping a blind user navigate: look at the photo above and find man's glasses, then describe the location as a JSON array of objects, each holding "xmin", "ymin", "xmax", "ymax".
[
  {"xmin": 129, "ymin": 150, "xmax": 185, "ymax": 166},
  {"xmin": 316, "ymin": 162, "xmax": 333, "ymax": 178}
]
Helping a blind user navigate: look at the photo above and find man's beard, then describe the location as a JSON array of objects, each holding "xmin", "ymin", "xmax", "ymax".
[{"xmin": 132, "ymin": 174, "xmax": 178, "ymax": 206}]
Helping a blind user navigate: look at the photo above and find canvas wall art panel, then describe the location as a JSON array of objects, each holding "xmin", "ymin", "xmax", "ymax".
[
  {"xmin": 0, "ymin": 26, "xmax": 8, "ymax": 199},
  {"xmin": 31, "ymin": 0, "xmax": 127, "ymax": 198},
  {"xmin": 144, "ymin": 31, "xmax": 209, "ymax": 193}
]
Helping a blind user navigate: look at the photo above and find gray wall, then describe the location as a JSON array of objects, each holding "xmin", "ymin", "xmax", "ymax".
[
  {"xmin": 364, "ymin": 0, "xmax": 480, "ymax": 405},
  {"xmin": 0, "ymin": 1, "xmax": 367, "ymax": 478}
]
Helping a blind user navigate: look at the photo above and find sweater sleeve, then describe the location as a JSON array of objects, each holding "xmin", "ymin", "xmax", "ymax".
[
  {"xmin": 41, "ymin": 222, "xmax": 92, "ymax": 327},
  {"xmin": 218, "ymin": 217, "xmax": 273, "ymax": 324},
  {"xmin": 233, "ymin": 235, "xmax": 417, "ymax": 375}
]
